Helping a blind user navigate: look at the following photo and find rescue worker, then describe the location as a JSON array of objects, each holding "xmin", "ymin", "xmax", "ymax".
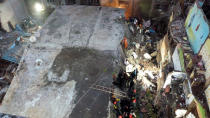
[
  {"xmin": 130, "ymin": 89, "xmax": 137, "ymax": 98},
  {"xmin": 123, "ymin": 73, "xmax": 130, "ymax": 90},
  {"xmin": 129, "ymin": 112, "xmax": 136, "ymax": 118},
  {"xmin": 129, "ymin": 71, "xmax": 137, "ymax": 98},
  {"xmin": 121, "ymin": 37, "xmax": 128, "ymax": 49},
  {"xmin": 130, "ymin": 98, "xmax": 137, "ymax": 110},
  {"xmin": 111, "ymin": 95, "xmax": 116, "ymax": 103},
  {"xmin": 123, "ymin": 112, "xmax": 129, "ymax": 118},
  {"xmin": 128, "ymin": 80, "xmax": 136, "ymax": 98},
  {"xmin": 139, "ymin": 24, "xmax": 143, "ymax": 34},
  {"xmin": 113, "ymin": 69, "xmax": 124, "ymax": 88},
  {"xmin": 129, "ymin": 113, "xmax": 133, "ymax": 118},
  {"xmin": 130, "ymin": 69, "xmax": 138, "ymax": 80},
  {"xmin": 114, "ymin": 69, "xmax": 129, "ymax": 90},
  {"xmin": 112, "ymin": 73, "xmax": 118, "ymax": 85},
  {"xmin": 116, "ymin": 98, "xmax": 121, "ymax": 109},
  {"xmin": 113, "ymin": 97, "xmax": 122, "ymax": 117}
]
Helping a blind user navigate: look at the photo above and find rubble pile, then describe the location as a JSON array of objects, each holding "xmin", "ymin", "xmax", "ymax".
[
  {"xmin": 0, "ymin": 59, "xmax": 17, "ymax": 103},
  {"xmin": 110, "ymin": 1, "xmax": 210, "ymax": 118},
  {"xmin": 110, "ymin": 16, "xmax": 166, "ymax": 117},
  {"xmin": 0, "ymin": 16, "xmax": 40, "ymax": 63},
  {"xmin": 0, "ymin": 17, "xmax": 40, "ymax": 104}
]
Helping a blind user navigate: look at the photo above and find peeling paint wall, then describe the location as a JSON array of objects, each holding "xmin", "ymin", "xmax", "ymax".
[{"xmin": 0, "ymin": 0, "xmax": 28, "ymax": 31}]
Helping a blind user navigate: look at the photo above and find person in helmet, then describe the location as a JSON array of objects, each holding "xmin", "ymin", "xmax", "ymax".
[
  {"xmin": 130, "ymin": 98, "xmax": 137, "ymax": 110},
  {"xmin": 113, "ymin": 97, "xmax": 122, "ymax": 117}
]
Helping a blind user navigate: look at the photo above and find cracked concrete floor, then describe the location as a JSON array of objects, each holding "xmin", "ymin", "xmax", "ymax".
[
  {"xmin": 48, "ymin": 48, "xmax": 117, "ymax": 118},
  {"xmin": 0, "ymin": 6, "xmax": 124, "ymax": 118}
]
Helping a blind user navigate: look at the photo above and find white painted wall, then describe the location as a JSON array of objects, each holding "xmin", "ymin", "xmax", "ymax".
[{"xmin": 0, "ymin": 0, "xmax": 28, "ymax": 31}]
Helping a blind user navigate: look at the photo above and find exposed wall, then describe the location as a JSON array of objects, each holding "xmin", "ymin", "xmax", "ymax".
[
  {"xmin": 199, "ymin": 37, "xmax": 210, "ymax": 87},
  {"xmin": 0, "ymin": 0, "xmax": 28, "ymax": 31}
]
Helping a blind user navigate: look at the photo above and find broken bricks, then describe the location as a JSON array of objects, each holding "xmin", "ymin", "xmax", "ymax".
[{"xmin": 112, "ymin": 3, "xmax": 210, "ymax": 116}]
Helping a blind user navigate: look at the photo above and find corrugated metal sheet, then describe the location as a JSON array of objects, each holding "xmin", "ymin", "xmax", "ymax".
[{"xmin": 185, "ymin": 3, "xmax": 209, "ymax": 54}]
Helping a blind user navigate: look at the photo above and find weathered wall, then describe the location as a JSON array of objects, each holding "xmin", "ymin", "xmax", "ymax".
[
  {"xmin": 0, "ymin": 0, "xmax": 28, "ymax": 31},
  {"xmin": 199, "ymin": 37, "xmax": 210, "ymax": 87}
]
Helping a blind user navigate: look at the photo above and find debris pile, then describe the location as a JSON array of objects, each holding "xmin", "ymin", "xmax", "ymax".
[
  {"xmin": 0, "ymin": 16, "xmax": 40, "ymax": 103},
  {"xmin": 109, "ymin": 1, "xmax": 210, "ymax": 118},
  {"xmin": 0, "ymin": 59, "xmax": 17, "ymax": 103},
  {"xmin": 0, "ymin": 16, "xmax": 40, "ymax": 63},
  {"xmin": 109, "ymin": 15, "xmax": 166, "ymax": 118}
]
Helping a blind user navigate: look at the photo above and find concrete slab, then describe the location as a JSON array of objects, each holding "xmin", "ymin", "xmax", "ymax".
[
  {"xmin": 0, "ymin": 6, "xmax": 124, "ymax": 118},
  {"xmin": 39, "ymin": 5, "xmax": 124, "ymax": 51}
]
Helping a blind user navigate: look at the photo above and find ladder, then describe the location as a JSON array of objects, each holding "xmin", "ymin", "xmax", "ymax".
[{"xmin": 90, "ymin": 84, "xmax": 128, "ymax": 98}]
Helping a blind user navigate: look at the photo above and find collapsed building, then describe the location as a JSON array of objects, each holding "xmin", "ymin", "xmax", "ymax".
[{"xmin": 0, "ymin": 0, "xmax": 209, "ymax": 118}]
